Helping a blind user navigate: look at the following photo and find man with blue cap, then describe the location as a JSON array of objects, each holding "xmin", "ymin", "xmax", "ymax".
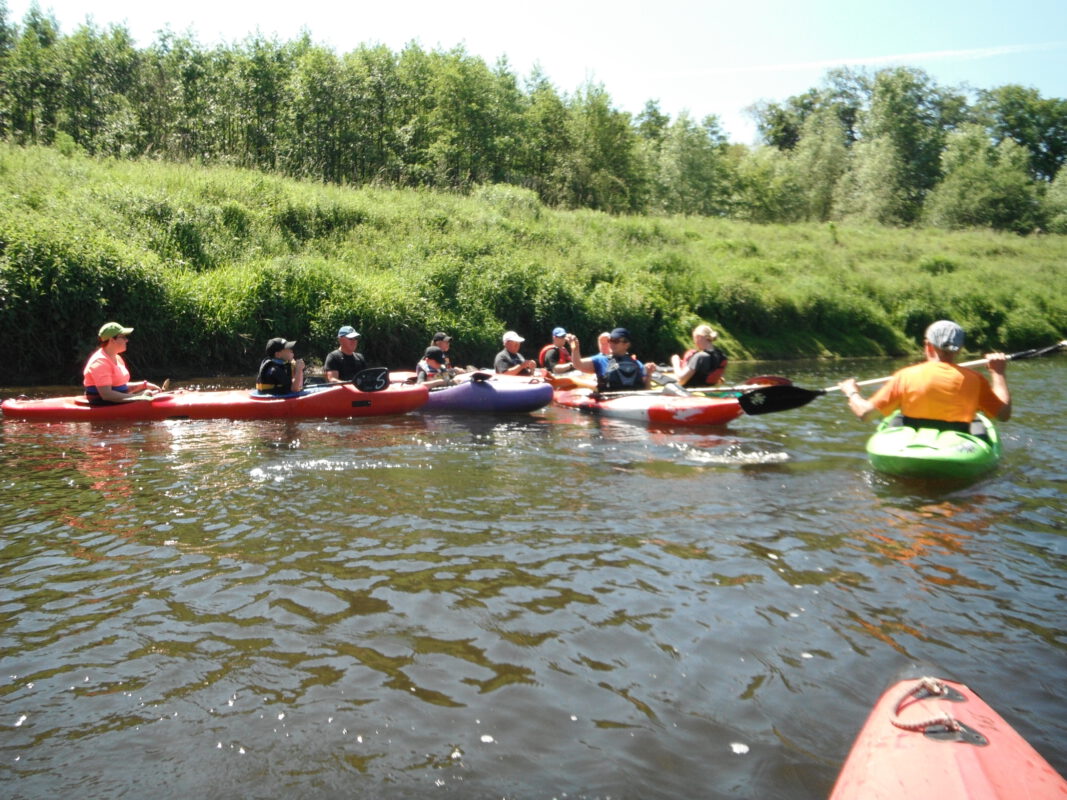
[
  {"xmin": 840, "ymin": 319, "xmax": 1012, "ymax": 427},
  {"xmin": 569, "ymin": 327, "xmax": 653, "ymax": 391},
  {"xmin": 324, "ymin": 325, "xmax": 367, "ymax": 382},
  {"xmin": 539, "ymin": 326, "xmax": 574, "ymax": 374}
]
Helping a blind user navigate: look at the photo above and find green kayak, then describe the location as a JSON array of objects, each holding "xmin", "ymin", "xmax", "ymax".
[{"xmin": 866, "ymin": 413, "xmax": 1001, "ymax": 479}]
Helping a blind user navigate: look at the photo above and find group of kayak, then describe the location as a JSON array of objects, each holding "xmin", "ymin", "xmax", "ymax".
[{"xmin": 3, "ymin": 320, "xmax": 1064, "ymax": 483}]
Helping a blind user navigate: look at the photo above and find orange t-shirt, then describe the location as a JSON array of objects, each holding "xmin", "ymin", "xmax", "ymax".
[
  {"xmin": 83, "ymin": 348, "xmax": 131, "ymax": 390},
  {"xmin": 869, "ymin": 360, "xmax": 1004, "ymax": 423}
]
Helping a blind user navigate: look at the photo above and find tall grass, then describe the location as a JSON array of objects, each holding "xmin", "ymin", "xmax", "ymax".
[{"xmin": 1, "ymin": 144, "xmax": 1065, "ymax": 385}]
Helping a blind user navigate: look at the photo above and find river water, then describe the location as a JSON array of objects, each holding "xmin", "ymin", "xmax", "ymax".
[{"xmin": 1, "ymin": 357, "xmax": 1065, "ymax": 799}]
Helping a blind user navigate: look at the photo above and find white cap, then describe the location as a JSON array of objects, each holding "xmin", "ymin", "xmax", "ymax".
[
  {"xmin": 502, "ymin": 330, "xmax": 524, "ymax": 343},
  {"xmin": 925, "ymin": 320, "xmax": 965, "ymax": 351}
]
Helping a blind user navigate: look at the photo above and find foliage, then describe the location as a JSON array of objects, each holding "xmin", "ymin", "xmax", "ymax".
[
  {"xmin": 0, "ymin": 10, "xmax": 1064, "ymax": 233},
  {"xmin": 1, "ymin": 144, "xmax": 1065, "ymax": 386},
  {"xmin": 924, "ymin": 126, "xmax": 1041, "ymax": 233}
]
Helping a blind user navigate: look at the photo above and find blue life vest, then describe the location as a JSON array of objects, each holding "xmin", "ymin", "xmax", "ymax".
[{"xmin": 598, "ymin": 354, "xmax": 643, "ymax": 391}]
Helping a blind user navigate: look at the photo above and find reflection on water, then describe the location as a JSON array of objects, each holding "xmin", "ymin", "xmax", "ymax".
[{"xmin": 1, "ymin": 359, "xmax": 1065, "ymax": 799}]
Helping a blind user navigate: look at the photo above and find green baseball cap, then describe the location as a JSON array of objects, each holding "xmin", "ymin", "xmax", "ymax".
[{"xmin": 98, "ymin": 322, "xmax": 134, "ymax": 339}]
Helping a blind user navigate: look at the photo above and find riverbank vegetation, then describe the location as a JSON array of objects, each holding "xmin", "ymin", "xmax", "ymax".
[{"xmin": 2, "ymin": 143, "xmax": 1065, "ymax": 385}]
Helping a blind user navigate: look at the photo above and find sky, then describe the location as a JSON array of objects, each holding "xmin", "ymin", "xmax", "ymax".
[{"xmin": 7, "ymin": 0, "xmax": 1067, "ymax": 143}]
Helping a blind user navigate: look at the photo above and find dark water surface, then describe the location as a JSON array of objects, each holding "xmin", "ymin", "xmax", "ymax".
[{"xmin": 2, "ymin": 358, "xmax": 1065, "ymax": 799}]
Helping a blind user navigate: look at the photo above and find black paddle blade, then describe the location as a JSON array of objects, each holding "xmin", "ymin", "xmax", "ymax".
[
  {"xmin": 738, "ymin": 384, "xmax": 827, "ymax": 415},
  {"xmin": 353, "ymin": 367, "xmax": 390, "ymax": 392}
]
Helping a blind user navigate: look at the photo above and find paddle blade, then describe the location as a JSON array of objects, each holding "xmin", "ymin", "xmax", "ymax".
[
  {"xmin": 353, "ymin": 367, "xmax": 390, "ymax": 392},
  {"xmin": 738, "ymin": 384, "xmax": 827, "ymax": 415}
]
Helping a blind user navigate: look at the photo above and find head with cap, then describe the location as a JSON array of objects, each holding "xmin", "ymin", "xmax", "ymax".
[
  {"xmin": 266, "ymin": 337, "xmax": 297, "ymax": 358},
  {"xmin": 924, "ymin": 320, "xmax": 965, "ymax": 355},
  {"xmin": 693, "ymin": 324, "xmax": 718, "ymax": 343},
  {"xmin": 432, "ymin": 331, "xmax": 453, "ymax": 350},
  {"xmin": 337, "ymin": 325, "xmax": 361, "ymax": 353},
  {"xmin": 607, "ymin": 327, "xmax": 633, "ymax": 354},
  {"xmin": 502, "ymin": 330, "xmax": 524, "ymax": 352},
  {"xmin": 551, "ymin": 326, "xmax": 567, "ymax": 342},
  {"xmin": 98, "ymin": 321, "xmax": 133, "ymax": 342},
  {"xmin": 423, "ymin": 345, "xmax": 446, "ymax": 366}
]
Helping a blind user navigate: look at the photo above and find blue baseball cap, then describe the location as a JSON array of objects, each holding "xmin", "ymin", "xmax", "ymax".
[
  {"xmin": 338, "ymin": 325, "xmax": 361, "ymax": 339},
  {"xmin": 609, "ymin": 327, "xmax": 631, "ymax": 341},
  {"xmin": 552, "ymin": 326, "xmax": 567, "ymax": 338}
]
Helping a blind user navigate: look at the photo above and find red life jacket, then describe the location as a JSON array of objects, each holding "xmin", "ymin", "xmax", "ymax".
[
  {"xmin": 683, "ymin": 348, "xmax": 728, "ymax": 386},
  {"xmin": 538, "ymin": 344, "xmax": 572, "ymax": 368}
]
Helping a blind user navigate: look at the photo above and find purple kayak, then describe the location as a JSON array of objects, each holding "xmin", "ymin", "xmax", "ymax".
[{"xmin": 390, "ymin": 372, "xmax": 554, "ymax": 414}]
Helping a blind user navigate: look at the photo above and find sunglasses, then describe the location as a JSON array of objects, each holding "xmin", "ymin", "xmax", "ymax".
[{"xmin": 609, "ymin": 337, "xmax": 628, "ymax": 343}]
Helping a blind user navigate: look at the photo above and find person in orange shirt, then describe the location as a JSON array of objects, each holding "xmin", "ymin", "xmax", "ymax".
[
  {"xmin": 840, "ymin": 320, "xmax": 1011, "ymax": 429},
  {"xmin": 82, "ymin": 322, "xmax": 162, "ymax": 404}
]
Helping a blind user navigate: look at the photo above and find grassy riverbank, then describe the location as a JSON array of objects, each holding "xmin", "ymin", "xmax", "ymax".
[{"xmin": 1, "ymin": 143, "xmax": 1064, "ymax": 385}]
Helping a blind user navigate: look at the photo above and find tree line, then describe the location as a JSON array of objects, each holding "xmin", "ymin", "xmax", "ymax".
[{"xmin": 2, "ymin": 3, "xmax": 1066, "ymax": 232}]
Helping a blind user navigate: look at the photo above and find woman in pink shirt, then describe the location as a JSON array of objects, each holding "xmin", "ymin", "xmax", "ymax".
[{"xmin": 82, "ymin": 322, "xmax": 162, "ymax": 404}]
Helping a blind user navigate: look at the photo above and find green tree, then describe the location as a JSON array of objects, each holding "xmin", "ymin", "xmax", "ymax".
[
  {"xmin": 731, "ymin": 145, "xmax": 802, "ymax": 223},
  {"xmin": 559, "ymin": 82, "xmax": 647, "ymax": 213},
  {"xmin": 790, "ymin": 106, "xmax": 849, "ymax": 221},
  {"xmin": 654, "ymin": 111, "xmax": 732, "ymax": 216},
  {"xmin": 1045, "ymin": 168, "xmax": 1067, "ymax": 233},
  {"xmin": 924, "ymin": 123, "xmax": 1040, "ymax": 233},
  {"xmin": 636, "ymin": 99, "xmax": 670, "ymax": 146},
  {"xmin": 343, "ymin": 43, "xmax": 401, "ymax": 183},
  {"xmin": 8, "ymin": 5, "xmax": 62, "ymax": 144},
  {"xmin": 519, "ymin": 66, "xmax": 571, "ymax": 205},
  {"xmin": 838, "ymin": 67, "xmax": 967, "ymax": 224},
  {"xmin": 56, "ymin": 22, "xmax": 140, "ymax": 154},
  {"xmin": 287, "ymin": 44, "xmax": 346, "ymax": 181},
  {"xmin": 978, "ymin": 84, "xmax": 1067, "ymax": 182},
  {"xmin": 0, "ymin": 0, "xmax": 15, "ymax": 138},
  {"xmin": 423, "ymin": 46, "xmax": 501, "ymax": 188}
]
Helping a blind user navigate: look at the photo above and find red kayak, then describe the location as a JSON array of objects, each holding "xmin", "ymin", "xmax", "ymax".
[
  {"xmin": 1, "ymin": 382, "xmax": 428, "ymax": 422},
  {"xmin": 552, "ymin": 387, "xmax": 743, "ymax": 426},
  {"xmin": 830, "ymin": 676, "xmax": 1067, "ymax": 799}
]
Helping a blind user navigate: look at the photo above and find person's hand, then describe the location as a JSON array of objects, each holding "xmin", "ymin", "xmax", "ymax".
[
  {"xmin": 838, "ymin": 378, "xmax": 859, "ymax": 396},
  {"xmin": 294, "ymin": 358, "xmax": 305, "ymax": 369},
  {"xmin": 985, "ymin": 352, "xmax": 1008, "ymax": 374}
]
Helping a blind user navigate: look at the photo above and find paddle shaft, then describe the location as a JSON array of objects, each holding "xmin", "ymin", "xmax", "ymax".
[
  {"xmin": 739, "ymin": 339, "xmax": 1065, "ymax": 416},
  {"xmin": 824, "ymin": 341, "xmax": 1067, "ymax": 392}
]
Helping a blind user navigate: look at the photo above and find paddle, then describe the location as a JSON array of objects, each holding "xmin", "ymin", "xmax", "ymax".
[
  {"xmin": 648, "ymin": 369, "xmax": 692, "ymax": 396},
  {"xmin": 597, "ymin": 377, "xmax": 793, "ymax": 400},
  {"xmin": 304, "ymin": 367, "xmax": 391, "ymax": 393},
  {"xmin": 685, "ymin": 375, "xmax": 793, "ymax": 395},
  {"xmin": 737, "ymin": 340, "xmax": 1067, "ymax": 416}
]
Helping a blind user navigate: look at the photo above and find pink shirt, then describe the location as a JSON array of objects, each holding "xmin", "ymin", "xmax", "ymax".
[{"xmin": 83, "ymin": 348, "xmax": 131, "ymax": 390}]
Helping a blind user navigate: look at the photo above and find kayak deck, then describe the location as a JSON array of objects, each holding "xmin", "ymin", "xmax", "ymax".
[
  {"xmin": 553, "ymin": 387, "xmax": 743, "ymax": 426},
  {"xmin": 389, "ymin": 372, "xmax": 554, "ymax": 413},
  {"xmin": 866, "ymin": 413, "xmax": 1001, "ymax": 479},
  {"xmin": 830, "ymin": 676, "xmax": 1067, "ymax": 799},
  {"xmin": 0, "ymin": 383, "xmax": 429, "ymax": 421}
]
